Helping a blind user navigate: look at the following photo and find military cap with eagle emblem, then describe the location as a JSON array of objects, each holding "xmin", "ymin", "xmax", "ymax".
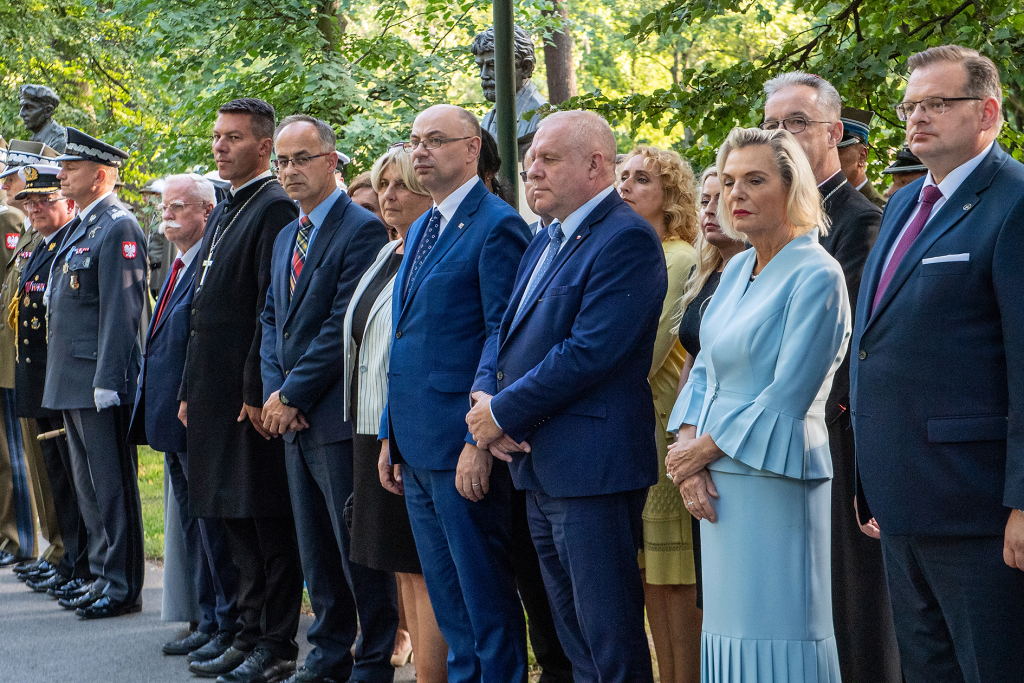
[
  {"xmin": 54, "ymin": 127, "xmax": 129, "ymax": 167},
  {"xmin": 14, "ymin": 164, "xmax": 62, "ymax": 199},
  {"xmin": 837, "ymin": 106, "xmax": 873, "ymax": 148},
  {"xmin": 0, "ymin": 140, "xmax": 59, "ymax": 179}
]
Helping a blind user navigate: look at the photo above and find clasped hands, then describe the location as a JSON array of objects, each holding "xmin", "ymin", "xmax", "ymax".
[
  {"xmin": 258, "ymin": 391, "xmax": 309, "ymax": 439},
  {"xmin": 465, "ymin": 391, "xmax": 530, "ymax": 462},
  {"xmin": 666, "ymin": 426, "xmax": 724, "ymax": 523}
]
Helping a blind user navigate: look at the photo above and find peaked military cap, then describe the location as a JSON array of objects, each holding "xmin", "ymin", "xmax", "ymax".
[
  {"xmin": 14, "ymin": 164, "xmax": 62, "ymax": 199},
  {"xmin": 0, "ymin": 140, "xmax": 59, "ymax": 179},
  {"xmin": 881, "ymin": 146, "xmax": 927, "ymax": 175},
  {"xmin": 55, "ymin": 127, "xmax": 129, "ymax": 167},
  {"xmin": 838, "ymin": 106, "xmax": 873, "ymax": 148}
]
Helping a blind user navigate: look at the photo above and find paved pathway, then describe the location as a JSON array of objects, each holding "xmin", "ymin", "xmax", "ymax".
[{"xmin": 0, "ymin": 561, "xmax": 416, "ymax": 682}]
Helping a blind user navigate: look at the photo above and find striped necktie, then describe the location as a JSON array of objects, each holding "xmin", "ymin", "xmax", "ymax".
[
  {"xmin": 291, "ymin": 216, "xmax": 313, "ymax": 296},
  {"xmin": 515, "ymin": 220, "xmax": 564, "ymax": 323},
  {"xmin": 404, "ymin": 208, "xmax": 441, "ymax": 297}
]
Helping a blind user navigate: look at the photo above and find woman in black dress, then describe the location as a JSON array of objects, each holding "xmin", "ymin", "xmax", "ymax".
[
  {"xmin": 344, "ymin": 147, "xmax": 448, "ymax": 682},
  {"xmin": 674, "ymin": 167, "xmax": 747, "ymax": 609}
]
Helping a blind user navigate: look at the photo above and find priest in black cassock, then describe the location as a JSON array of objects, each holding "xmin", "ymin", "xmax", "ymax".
[
  {"xmin": 178, "ymin": 98, "xmax": 303, "ymax": 683},
  {"xmin": 763, "ymin": 73, "xmax": 898, "ymax": 683}
]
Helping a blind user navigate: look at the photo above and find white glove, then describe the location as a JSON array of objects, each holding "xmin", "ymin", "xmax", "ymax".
[{"xmin": 94, "ymin": 388, "xmax": 120, "ymax": 412}]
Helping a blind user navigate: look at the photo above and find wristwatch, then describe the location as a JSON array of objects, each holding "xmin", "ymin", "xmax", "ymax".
[{"xmin": 279, "ymin": 393, "xmax": 293, "ymax": 407}]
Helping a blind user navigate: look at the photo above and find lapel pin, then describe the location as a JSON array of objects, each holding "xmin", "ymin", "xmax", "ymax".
[
  {"xmin": 458, "ymin": 222, "xmax": 464, "ymax": 229},
  {"xmin": 963, "ymin": 203, "xmax": 972, "ymax": 210},
  {"xmin": 576, "ymin": 235, "xmax": 581, "ymax": 240}
]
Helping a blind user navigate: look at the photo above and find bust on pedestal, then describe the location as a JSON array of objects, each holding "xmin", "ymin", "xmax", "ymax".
[{"xmin": 19, "ymin": 85, "xmax": 67, "ymax": 153}]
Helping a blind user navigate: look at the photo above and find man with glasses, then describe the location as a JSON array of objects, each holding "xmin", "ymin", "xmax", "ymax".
[
  {"xmin": 851, "ymin": 45, "xmax": 1024, "ymax": 683},
  {"xmin": 378, "ymin": 104, "xmax": 531, "ymax": 683},
  {"xmin": 762, "ymin": 72, "xmax": 895, "ymax": 683}
]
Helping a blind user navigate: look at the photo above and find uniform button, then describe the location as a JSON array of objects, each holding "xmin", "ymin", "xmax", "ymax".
[
  {"xmin": 395, "ymin": 330, "xmax": 402, "ymax": 339},
  {"xmin": 285, "ymin": 370, "xmax": 290, "ymax": 376},
  {"xmin": 496, "ymin": 371, "xmax": 504, "ymax": 381},
  {"xmin": 283, "ymin": 332, "xmax": 290, "ymax": 339},
  {"xmin": 191, "ymin": 309, "xmax": 197, "ymax": 315},
  {"xmin": 858, "ymin": 350, "xmax": 867, "ymax": 360},
  {"xmin": 190, "ymin": 330, "xmax": 196, "ymax": 337},
  {"xmin": 24, "ymin": 357, "xmax": 30, "ymax": 363}
]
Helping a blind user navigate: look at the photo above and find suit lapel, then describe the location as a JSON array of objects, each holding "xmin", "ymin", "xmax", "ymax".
[
  {"xmin": 149, "ymin": 258, "xmax": 197, "ymax": 340},
  {"xmin": 22, "ymin": 227, "xmax": 65, "ymax": 286},
  {"xmin": 287, "ymin": 194, "xmax": 352, "ymax": 320}
]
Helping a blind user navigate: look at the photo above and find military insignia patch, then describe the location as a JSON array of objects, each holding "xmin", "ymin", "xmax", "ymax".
[
  {"xmin": 5, "ymin": 234, "xmax": 18, "ymax": 250},
  {"xmin": 122, "ymin": 241, "xmax": 137, "ymax": 259},
  {"xmin": 109, "ymin": 208, "xmax": 127, "ymax": 220},
  {"xmin": 23, "ymin": 167, "xmax": 38, "ymax": 182},
  {"xmin": 48, "ymin": 242, "xmax": 56, "ymax": 251}
]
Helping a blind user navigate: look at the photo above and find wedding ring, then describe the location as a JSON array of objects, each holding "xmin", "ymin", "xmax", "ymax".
[
  {"xmin": 686, "ymin": 501, "xmax": 694, "ymax": 506},
  {"xmin": 472, "ymin": 483, "xmax": 481, "ymax": 487},
  {"xmin": 666, "ymin": 473, "xmax": 674, "ymax": 480}
]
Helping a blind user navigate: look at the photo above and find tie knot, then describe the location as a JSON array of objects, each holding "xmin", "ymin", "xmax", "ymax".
[
  {"xmin": 547, "ymin": 220, "xmax": 563, "ymax": 242},
  {"xmin": 921, "ymin": 185, "xmax": 943, "ymax": 206},
  {"xmin": 171, "ymin": 257, "xmax": 184, "ymax": 273},
  {"xmin": 299, "ymin": 216, "xmax": 313, "ymax": 230}
]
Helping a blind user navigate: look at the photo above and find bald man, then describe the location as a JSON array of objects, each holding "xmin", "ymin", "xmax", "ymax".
[{"xmin": 467, "ymin": 111, "xmax": 666, "ymax": 683}]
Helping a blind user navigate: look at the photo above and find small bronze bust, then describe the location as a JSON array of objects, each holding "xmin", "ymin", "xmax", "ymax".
[
  {"xmin": 471, "ymin": 26, "xmax": 547, "ymax": 161},
  {"xmin": 19, "ymin": 85, "xmax": 67, "ymax": 153}
]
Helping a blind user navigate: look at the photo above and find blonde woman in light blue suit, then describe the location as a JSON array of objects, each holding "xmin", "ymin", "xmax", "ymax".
[{"xmin": 666, "ymin": 127, "xmax": 851, "ymax": 683}]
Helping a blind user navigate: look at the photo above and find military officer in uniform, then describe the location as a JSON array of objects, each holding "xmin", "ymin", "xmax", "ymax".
[
  {"xmin": 46, "ymin": 127, "xmax": 148, "ymax": 619},
  {"xmin": 838, "ymin": 106, "xmax": 887, "ymax": 208},
  {"xmin": 0, "ymin": 137, "xmax": 28, "ymax": 244},
  {"xmin": 11, "ymin": 165, "xmax": 92, "ymax": 597}
]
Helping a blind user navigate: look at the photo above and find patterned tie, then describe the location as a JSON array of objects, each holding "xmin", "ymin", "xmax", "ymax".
[
  {"xmin": 404, "ymin": 208, "xmax": 442, "ymax": 297},
  {"xmin": 151, "ymin": 257, "xmax": 184, "ymax": 330},
  {"xmin": 291, "ymin": 216, "xmax": 313, "ymax": 296},
  {"xmin": 515, "ymin": 220, "xmax": 564, "ymax": 323},
  {"xmin": 871, "ymin": 185, "xmax": 944, "ymax": 315}
]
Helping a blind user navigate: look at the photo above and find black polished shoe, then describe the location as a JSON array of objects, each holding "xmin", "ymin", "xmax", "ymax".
[
  {"xmin": 189, "ymin": 646, "xmax": 248, "ymax": 678},
  {"xmin": 163, "ymin": 629, "xmax": 212, "ymax": 655},
  {"xmin": 76, "ymin": 594, "xmax": 143, "ymax": 619},
  {"xmin": 26, "ymin": 572, "xmax": 70, "ymax": 593},
  {"xmin": 50, "ymin": 577, "xmax": 91, "ymax": 599},
  {"xmin": 283, "ymin": 666, "xmax": 339, "ymax": 683},
  {"xmin": 0, "ymin": 549, "xmax": 32, "ymax": 567},
  {"xmin": 188, "ymin": 630, "xmax": 235, "ymax": 662},
  {"xmin": 59, "ymin": 589, "xmax": 102, "ymax": 610},
  {"xmin": 217, "ymin": 647, "xmax": 296, "ymax": 683},
  {"xmin": 21, "ymin": 567, "xmax": 56, "ymax": 583},
  {"xmin": 13, "ymin": 558, "xmax": 53, "ymax": 576}
]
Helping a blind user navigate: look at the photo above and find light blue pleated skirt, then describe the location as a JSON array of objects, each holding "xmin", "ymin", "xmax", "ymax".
[{"xmin": 700, "ymin": 463, "xmax": 840, "ymax": 683}]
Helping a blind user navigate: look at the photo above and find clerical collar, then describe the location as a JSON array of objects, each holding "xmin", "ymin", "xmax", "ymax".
[
  {"xmin": 230, "ymin": 170, "xmax": 273, "ymax": 196},
  {"xmin": 817, "ymin": 169, "xmax": 844, "ymax": 190}
]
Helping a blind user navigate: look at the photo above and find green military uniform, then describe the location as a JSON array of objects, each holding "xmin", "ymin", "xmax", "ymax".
[{"xmin": 859, "ymin": 179, "xmax": 886, "ymax": 209}]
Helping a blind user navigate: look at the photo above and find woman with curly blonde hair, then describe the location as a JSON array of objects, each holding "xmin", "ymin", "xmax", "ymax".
[{"xmin": 617, "ymin": 145, "xmax": 701, "ymax": 683}]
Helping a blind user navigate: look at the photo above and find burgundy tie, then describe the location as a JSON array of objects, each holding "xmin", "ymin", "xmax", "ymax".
[
  {"xmin": 871, "ymin": 185, "xmax": 944, "ymax": 315},
  {"xmin": 152, "ymin": 257, "xmax": 184, "ymax": 329}
]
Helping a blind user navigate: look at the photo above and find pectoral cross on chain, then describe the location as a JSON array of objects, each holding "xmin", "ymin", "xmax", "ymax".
[{"xmin": 198, "ymin": 258, "xmax": 214, "ymax": 288}]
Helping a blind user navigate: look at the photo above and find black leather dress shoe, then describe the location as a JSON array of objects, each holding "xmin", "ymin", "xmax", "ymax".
[
  {"xmin": 27, "ymin": 572, "xmax": 70, "ymax": 593},
  {"xmin": 76, "ymin": 594, "xmax": 143, "ymax": 619},
  {"xmin": 283, "ymin": 666, "xmax": 339, "ymax": 683},
  {"xmin": 189, "ymin": 646, "xmax": 248, "ymax": 678},
  {"xmin": 217, "ymin": 647, "xmax": 296, "ymax": 683},
  {"xmin": 188, "ymin": 630, "xmax": 235, "ymax": 662},
  {"xmin": 59, "ymin": 590, "xmax": 102, "ymax": 610},
  {"xmin": 163, "ymin": 629, "xmax": 212, "ymax": 655},
  {"xmin": 13, "ymin": 558, "xmax": 53, "ymax": 576},
  {"xmin": 22, "ymin": 567, "xmax": 56, "ymax": 583},
  {"xmin": 50, "ymin": 577, "xmax": 91, "ymax": 599},
  {"xmin": 0, "ymin": 549, "xmax": 32, "ymax": 567}
]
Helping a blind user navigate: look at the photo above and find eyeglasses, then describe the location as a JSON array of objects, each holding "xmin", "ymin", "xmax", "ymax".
[
  {"xmin": 519, "ymin": 171, "xmax": 529, "ymax": 182},
  {"xmin": 157, "ymin": 201, "xmax": 206, "ymax": 213},
  {"xmin": 271, "ymin": 153, "xmax": 331, "ymax": 170},
  {"xmin": 23, "ymin": 196, "xmax": 66, "ymax": 209},
  {"xmin": 759, "ymin": 117, "xmax": 832, "ymax": 134},
  {"xmin": 895, "ymin": 97, "xmax": 981, "ymax": 122},
  {"xmin": 390, "ymin": 136, "xmax": 473, "ymax": 152}
]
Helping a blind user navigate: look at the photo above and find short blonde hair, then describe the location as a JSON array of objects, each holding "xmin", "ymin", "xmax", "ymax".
[
  {"xmin": 618, "ymin": 146, "xmax": 699, "ymax": 245},
  {"xmin": 370, "ymin": 147, "xmax": 429, "ymax": 197},
  {"xmin": 715, "ymin": 127, "xmax": 828, "ymax": 241}
]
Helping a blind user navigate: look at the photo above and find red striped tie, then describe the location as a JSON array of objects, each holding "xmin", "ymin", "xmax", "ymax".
[{"xmin": 291, "ymin": 216, "xmax": 313, "ymax": 295}]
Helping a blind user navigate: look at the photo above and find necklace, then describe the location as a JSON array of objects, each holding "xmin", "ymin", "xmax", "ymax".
[
  {"xmin": 821, "ymin": 177, "xmax": 847, "ymax": 205},
  {"xmin": 198, "ymin": 178, "xmax": 276, "ymax": 289}
]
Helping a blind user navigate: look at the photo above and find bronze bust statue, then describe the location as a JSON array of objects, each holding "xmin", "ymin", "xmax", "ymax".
[
  {"xmin": 19, "ymin": 85, "xmax": 67, "ymax": 153},
  {"xmin": 471, "ymin": 26, "xmax": 547, "ymax": 161}
]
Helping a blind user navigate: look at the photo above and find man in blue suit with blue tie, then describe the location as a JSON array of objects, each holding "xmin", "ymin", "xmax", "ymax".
[
  {"xmin": 851, "ymin": 45, "xmax": 1024, "ymax": 683},
  {"xmin": 378, "ymin": 104, "xmax": 531, "ymax": 683},
  {"xmin": 130, "ymin": 174, "xmax": 241, "ymax": 658},
  {"xmin": 260, "ymin": 115, "xmax": 394, "ymax": 683},
  {"xmin": 466, "ymin": 110, "xmax": 666, "ymax": 683}
]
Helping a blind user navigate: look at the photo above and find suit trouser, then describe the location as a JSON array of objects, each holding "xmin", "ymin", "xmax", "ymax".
[
  {"xmin": 221, "ymin": 516, "xmax": 303, "ymax": 660},
  {"xmin": 0, "ymin": 388, "xmax": 35, "ymax": 557},
  {"xmin": 63, "ymin": 406, "xmax": 145, "ymax": 602},
  {"xmin": 527, "ymin": 488, "xmax": 653, "ymax": 683},
  {"xmin": 509, "ymin": 487, "xmax": 573, "ymax": 683},
  {"xmin": 22, "ymin": 418, "xmax": 63, "ymax": 562},
  {"xmin": 35, "ymin": 415, "xmax": 89, "ymax": 579},
  {"xmin": 880, "ymin": 531, "xmax": 1024, "ymax": 683},
  {"xmin": 166, "ymin": 451, "xmax": 239, "ymax": 635},
  {"xmin": 403, "ymin": 461, "xmax": 527, "ymax": 683},
  {"xmin": 285, "ymin": 437, "xmax": 398, "ymax": 682}
]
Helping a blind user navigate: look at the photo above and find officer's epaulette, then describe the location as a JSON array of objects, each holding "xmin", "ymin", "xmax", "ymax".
[{"xmin": 107, "ymin": 206, "xmax": 130, "ymax": 221}]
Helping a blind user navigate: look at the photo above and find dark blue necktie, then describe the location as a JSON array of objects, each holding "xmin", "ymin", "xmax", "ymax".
[
  {"xmin": 405, "ymin": 208, "xmax": 441, "ymax": 297},
  {"xmin": 515, "ymin": 220, "xmax": 564, "ymax": 322}
]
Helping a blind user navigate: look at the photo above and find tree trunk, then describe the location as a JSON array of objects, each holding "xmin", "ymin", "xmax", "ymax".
[{"xmin": 542, "ymin": 0, "xmax": 578, "ymax": 104}]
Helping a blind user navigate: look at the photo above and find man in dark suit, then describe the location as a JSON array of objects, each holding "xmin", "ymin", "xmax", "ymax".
[
  {"xmin": 466, "ymin": 110, "xmax": 664, "ymax": 683},
  {"xmin": 129, "ymin": 173, "xmax": 241, "ymax": 659},
  {"xmin": 46, "ymin": 128, "xmax": 148, "ymax": 619},
  {"xmin": 851, "ymin": 45, "xmax": 1024, "ymax": 683},
  {"xmin": 12, "ymin": 166, "xmax": 87, "ymax": 597},
  {"xmin": 762, "ymin": 72, "xmax": 894, "ymax": 683},
  {"xmin": 259, "ymin": 115, "xmax": 393, "ymax": 683},
  {"xmin": 178, "ymin": 98, "xmax": 302, "ymax": 683},
  {"xmin": 378, "ymin": 104, "xmax": 531, "ymax": 683}
]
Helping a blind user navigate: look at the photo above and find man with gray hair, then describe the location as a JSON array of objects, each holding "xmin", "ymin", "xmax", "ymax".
[
  {"xmin": 467, "ymin": 110, "xmax": 666, "ymax": 683},
  {"xmin": 129, "ymin": 173, "xmax": 242, "ymax": 658},
  {"xmin": 18, "ymin": 85, "xmax": 67, "ymax": 152},
  {"xmin": 762, "ymin": 71, "xmax": 894, "ymax": 683}
]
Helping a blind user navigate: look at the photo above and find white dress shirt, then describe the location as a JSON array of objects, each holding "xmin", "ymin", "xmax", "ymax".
[{"xmin": 433, "ymin": 176, "xmax": 481, "ymax": 237}]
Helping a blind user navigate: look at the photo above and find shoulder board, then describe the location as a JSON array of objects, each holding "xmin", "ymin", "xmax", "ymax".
[{"xmin": 107, "ymin": 207, "xmax": 129, "ymax": 221}]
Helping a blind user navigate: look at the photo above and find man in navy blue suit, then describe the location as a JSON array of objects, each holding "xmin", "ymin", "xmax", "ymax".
[
  {"xmin": 260, "ymin": 115, "xmax": 393, "ymax": 683},
  {"xmin": 130, "ymin": 174, "xmax": 240, "ymax": 658},
  {"xmin": 378, "ymin": 104, "xmax": 531, "ymax": 683},
  {"xmin": 851, "ymin": 45, "xmax": 1024, "ymax": 683},
  {"xmin": 466, "ymin": 110, "xmax": 666, "ymax": 683}
]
